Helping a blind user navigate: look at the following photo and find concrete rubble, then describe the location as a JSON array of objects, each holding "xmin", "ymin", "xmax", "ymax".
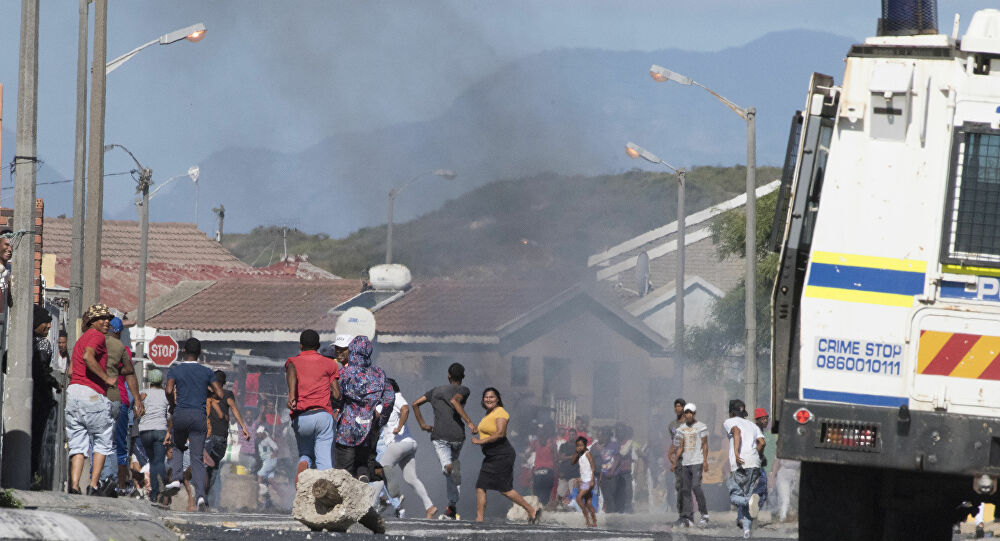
[
  {"xmin": 506, "ymin": 494, "xmax": 541, "ymax": 522},
  {"xmin": 291, "ymin": 468, "xmax": 385, "ymax": 533}
]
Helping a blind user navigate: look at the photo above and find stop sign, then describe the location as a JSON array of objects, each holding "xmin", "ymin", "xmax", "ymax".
[{"xmin": 148, "ymin": 334, "xmax": 179, "ymax": 366}]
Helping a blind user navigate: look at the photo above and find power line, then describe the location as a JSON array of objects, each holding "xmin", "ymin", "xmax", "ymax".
[{"xmin": 0, "ymin": 170, "xmax": 134, "ymax": 191}]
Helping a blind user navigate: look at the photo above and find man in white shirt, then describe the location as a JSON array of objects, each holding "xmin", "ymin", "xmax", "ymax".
[
  {"xmin": 672, "ymin": 402, "xmax": 710, "ymax": 527},
  {"xmin": 723, "ymin": 399, "xmax": 766, "ymax": 539}
]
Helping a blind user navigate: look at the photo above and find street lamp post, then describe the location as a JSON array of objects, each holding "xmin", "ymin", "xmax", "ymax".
[
  {"xmin": 103, "ymin": 144, "xmax": 152, "ymax": 370},
  {"xmin": 650, "ymin": 64, "xmax": 759, "ymax": 412},
  {"xmin": 79, "ymin": 20, "xmax": 206, "ymax": 309},
  {"xmin": 626, "ymin": 142, "xmax": 687, "ymax": 396},
  {"xmin": 147, "ymin": 165, "xmax": 199, "ymax": 218},
  {"xmin": 386, "ymin": 169, "xmax": 456, "ymax": 264}
]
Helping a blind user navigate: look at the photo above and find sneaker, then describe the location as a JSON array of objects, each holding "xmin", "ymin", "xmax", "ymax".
[
  {"xmin": 444, "ymin": 505, "xmax": 458, "ymax": 520},
  {"xmin": 161, "ymin": 480, "xmax": 182, "ymax": 499},
  {"xmin": 698, "ymin": 515, "xmax": 710, "ymax": 526},
  {"xmin": 672, "ymin": 518, "xmax": 691, "ymax": 528},
  {"xmin": 395, "ymin": 507, "xmax": 406, "ymax": 519},
  {"xmin": 743, "ymin": 528, "xmax": 752, "ymax": 539},
  {"xmin": 748, "ymin": 494, "xmax": 760, "ymax": 519},
  {"xmin": 197, "ymin": 497, "xmax": 207, "ymax": 512}
]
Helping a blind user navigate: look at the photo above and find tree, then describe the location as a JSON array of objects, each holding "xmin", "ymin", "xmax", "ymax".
[{"xmin": 685, "ymin": 190, "xmax": 779, "ymax": 402}]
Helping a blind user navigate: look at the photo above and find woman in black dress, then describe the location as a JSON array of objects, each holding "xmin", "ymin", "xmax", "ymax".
[{"xmin": 472, "ymin": 387, "xmax": 540, "ymax": 523}]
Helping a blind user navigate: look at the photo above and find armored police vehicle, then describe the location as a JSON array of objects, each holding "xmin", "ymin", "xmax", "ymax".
[{"xmin": 771, "ymin": 1, "xmax": 1000, "ymax": 538}]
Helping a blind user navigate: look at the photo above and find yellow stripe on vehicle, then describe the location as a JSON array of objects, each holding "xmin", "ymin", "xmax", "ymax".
[
  {"xmin": 803, "ymin": 285, "xmax": 916, "ymax": 307},
  {"xmin": 917, "ymin": 330, "xmax": 953, "ymax": 373},
  {"xmin": 811, "ymin": 251, "xmax": 927, "ymax": 273},
  {"xmin": 949, "ymin": 335, "xmax": 1000, "ymax": 379},
  {"xmin": 941, "ymin": 264, "xmax": 1000, "ymax": 278}
]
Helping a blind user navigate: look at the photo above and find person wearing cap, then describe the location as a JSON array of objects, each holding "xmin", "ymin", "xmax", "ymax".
[
  {"xmin": 285, "ymin": 329, "xmax": 340, "ymax": 483},
  {"xmin": 30, "ymin": 304, "xmax": 60, "ymax": 488},
  {"xmin": 162, "ymin": 338, "xmax": 224, "ymax": 511},
  {"xmin": 724, "ymin": 399, "xmax": 766, "ymax": 538},
  {"xmin": 412, "ymin": 361, "xmax": 475, "ymax": 519},
  {"xmin": 138, "ymin": 369, "xmax": 170, "ymax": 503},
  {"xmin": 65, "ymin": 303, "xmax": 118, "ymax": 495},
  {"xmin": 753, "ymin": 408, "xmax": 775, "ymax": 511},
  {"xmin": 105, "ymin": 316, "xmax": 145, "ymax": 495},
  {"xmin": 671, "ymin": 402, "xmax": 710, "ymax": 527}
]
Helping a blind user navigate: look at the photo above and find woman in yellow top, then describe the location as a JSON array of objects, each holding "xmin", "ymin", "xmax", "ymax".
[{"xmin": 471, "ymin": 387, "xmax": 540, "ymax": 523}]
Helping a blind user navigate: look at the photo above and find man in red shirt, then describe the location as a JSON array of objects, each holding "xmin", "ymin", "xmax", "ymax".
[
  {"xmin": 64, "ymin": 303, "xmax": 117, "ymax": 495},
  {"xmin": 286, "ymin": 329, "xmax": 340, "ymax": 484}
]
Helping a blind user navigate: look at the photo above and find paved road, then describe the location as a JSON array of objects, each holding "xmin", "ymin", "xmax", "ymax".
[{"xmin": 167, "ymin": 511, "xmax": 796, "ymax": 540}]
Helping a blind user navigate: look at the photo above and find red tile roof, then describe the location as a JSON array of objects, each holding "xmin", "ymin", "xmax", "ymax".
[
  {"xmin": 147, "ymin": 279, "xmax": 362, "ymax": 332},
  {"xmin": 43, "ymin": 217, "xmax": 244, "ymax": 266},
  {"xmin": 371, "ymin": 279, "xmax": 562, "ymax": 335}
]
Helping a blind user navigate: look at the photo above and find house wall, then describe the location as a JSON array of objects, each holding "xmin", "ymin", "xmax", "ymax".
[
  {"xmin": 503, "ymin": 310, "xmax": 670, "ymax": 439},
  {"xmin": 634, "ymin": 286, "xmax": 719, "ymax": 343}
]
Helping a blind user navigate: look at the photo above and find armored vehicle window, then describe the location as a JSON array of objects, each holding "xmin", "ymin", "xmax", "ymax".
[{"xmin": 942, "ymin": 125, "xmax": 1000, "ymax": 267}]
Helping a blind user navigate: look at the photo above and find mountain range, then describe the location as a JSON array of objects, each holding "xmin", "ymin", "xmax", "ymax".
[{"xmin": 5, "ymin": 29, "xmax": 854, "ymax": 235}]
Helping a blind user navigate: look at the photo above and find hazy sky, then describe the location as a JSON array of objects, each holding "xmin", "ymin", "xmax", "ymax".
[{"xmin": 0, "ymin": 0, "xmax": 986, "ymax": 225}]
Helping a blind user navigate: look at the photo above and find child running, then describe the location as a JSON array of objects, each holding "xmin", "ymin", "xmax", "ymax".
[{"xmin": 572, "ymin": 436, "xmax": 597, "ymax": 528}]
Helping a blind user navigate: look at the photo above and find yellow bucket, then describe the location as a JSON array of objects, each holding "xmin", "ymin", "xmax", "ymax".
[{"xmin": 235, "ymin": 465, "xmax": 248, "ymax": 476}]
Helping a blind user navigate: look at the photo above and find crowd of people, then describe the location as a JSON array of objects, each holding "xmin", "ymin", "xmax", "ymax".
[{"xmin": 41, "ymin": 300, "xmax": 802, "ymax": 533}]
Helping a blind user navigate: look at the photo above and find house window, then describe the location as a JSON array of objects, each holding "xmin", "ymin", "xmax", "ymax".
[
  {"xmin": 942, "ymin": 125, "xmax": 1000, "ymax": 267},
  {"xmin": 592, "ymin": 365, "xmax": 619, "ymax": 419},
  {"xmin": 510, "ymin": 356, "xmax": 529, "ymax": 387},
  {"xmin": 543, "ymin": 357, "xmax": 571, "ymax": 404}
]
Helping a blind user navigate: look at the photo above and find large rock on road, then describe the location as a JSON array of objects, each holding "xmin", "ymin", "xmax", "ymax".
[{"xmin": 291, "ymin": 468, "xmax": 384, "ymax": 533}]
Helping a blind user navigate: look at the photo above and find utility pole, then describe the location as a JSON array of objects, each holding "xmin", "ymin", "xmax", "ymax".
[
  {"xmin": 69, "ymin": 0, "xmax": 89, "ymax": 346},
  {"xmin": 675, "ymin": 169, "xmax": 686, "ymax": 397},
  {"xmin": 82, "ymin": 0, "xmax": 107, "ymax": 307},
  {"xmin": 135, "ymin": 166, "xmax": 151, "ymax": 378},
  {"xmin": 282, "ymin": 226, "xmax": 288, "ymax": 261},
  {"xmin": 2, "ymin": 0, "xmax": 40, "ymax": 489},
  {"xmin": 744, "ymin": 107, "xmax": 758, "ymax": 413},
  {"xmin": 212, "ymin": 204, "xmax": 224, "ymax": 242}
]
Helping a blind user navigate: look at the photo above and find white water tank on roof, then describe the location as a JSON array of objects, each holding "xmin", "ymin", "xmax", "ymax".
[{"xmin": 368, "ymin": 264, "xmax": 412, "ymax": 290}]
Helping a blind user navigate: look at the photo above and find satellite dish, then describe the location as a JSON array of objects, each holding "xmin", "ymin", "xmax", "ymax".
[
  {"xmin": 636, "ymin": 251, "xmax": 650, "ymax": 297},
  {"xmin": 336, "ymin": 307, "xmax": 376, "ymax": 340}
]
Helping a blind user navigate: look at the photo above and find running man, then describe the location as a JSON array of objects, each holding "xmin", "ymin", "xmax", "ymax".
[
  {"xmin": 724, "ymin": 399, "xmax": 765, "ymax": 539},
  {"xmin": 162, "ymin": 338, "xmax": 224, "ymax": 511},
  {"xmin": 412, "ymin": 362, "xmax": 476, "ymax": 519}
]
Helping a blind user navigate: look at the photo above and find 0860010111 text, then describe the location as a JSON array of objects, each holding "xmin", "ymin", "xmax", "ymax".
[{"xmin": 813, "ymin": 337, "xmax": 904, "ymax": 377}]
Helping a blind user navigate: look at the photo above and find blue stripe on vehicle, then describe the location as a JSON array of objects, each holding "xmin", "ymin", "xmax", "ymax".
[
  {"xmin": 802, "ymin": 388, "xmax": 909, "ymax": 407},
  {"xmin": 807, "ymin": 263, "xmax": 924, "ymax": 296},
  {"xmin": 940, "ymin": 281, "xmax": 978, "ymax": 300}
]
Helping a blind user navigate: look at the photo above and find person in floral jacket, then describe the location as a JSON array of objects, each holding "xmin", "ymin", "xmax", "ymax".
[{"xmin": 334, "ymin": 336, "xmax": 394, "ymax": 481}]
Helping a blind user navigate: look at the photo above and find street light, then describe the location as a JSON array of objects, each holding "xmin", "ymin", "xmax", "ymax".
[
  {"xmin": 105, "ymin": 23, "xmax": 207, "ymax": 74},
  {"xmin": 626, "ymin": 142, "xmax": 687, "ymax": 396},
  {"xmin": 80, "ymin": 17, "xmax": 207, "ymax": 314},
  {"xmin": 386, "ymin": 169, "xmax": 456, "ymax": 264},
  {"xmin": 650, "ymin": 63, "xmax": 759, "ymax": 412},
  {"xmin": 148, "ymin": 166, "xmax": 200, "ymax": 224},
  {"xmin": 103, "ymin": 144, "xmax": 152, "ymax": 371}
]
